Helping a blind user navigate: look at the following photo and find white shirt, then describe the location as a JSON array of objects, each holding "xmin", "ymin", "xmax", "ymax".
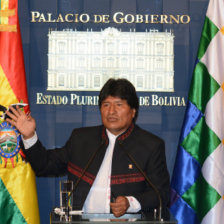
[
  {"xmin": 82, "ymin": 130, "xmax": 116, "ymax": 213},
  {"xmin": 22, "ymin": 131, "xmax": 141, "ymax": 213}
]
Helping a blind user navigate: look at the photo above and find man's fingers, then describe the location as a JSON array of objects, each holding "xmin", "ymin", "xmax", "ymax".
[
  {"xmin": 5, "ymin": 109, "xmax": 18, "ymax": 121},
  {"xmin": 113, "ymin": 211, "xmax": 123, "ymax": 217},
  {"xmin": 110, "ymin": 196, "xmax": 130, "ymax": 217},
  {"xmin": 110, "ymin": 205, "xmax": 123, "ymax": 217},
  {"xmin": 6, "ymin": 118, "xmax": 16, "ymax": 126},
  {"xmin": 111, "ymin": 207, "xmax": 125, "ymax": 217},
  {"xmin": 6, "ymin": 105, "xmax": 26, "ymax": 120},
  {"xmin": 16, "ymin": 105, "xmax": 26, "ymax": 115}
]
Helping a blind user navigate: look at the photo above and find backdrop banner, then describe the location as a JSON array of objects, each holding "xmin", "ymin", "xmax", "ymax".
[{"xmin": 17, "ymin": 0, "xmax": 209, "ymax": 223}]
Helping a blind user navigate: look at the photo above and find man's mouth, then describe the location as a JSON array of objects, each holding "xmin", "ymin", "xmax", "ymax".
[{"xmin": 107, "ymin": 117, "xmax": 118, "ymax": 121}]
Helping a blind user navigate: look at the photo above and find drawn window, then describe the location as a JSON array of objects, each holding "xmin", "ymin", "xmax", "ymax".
[
  {"xmin": 121, "ymin": 43, "xmax": 128, "ymax": 54},
  {"xmin": 156, "ymin": 59, "xmax": 163, "ymax": 69},
  {"xmin": 107, "ymin": 42, "xmax": 115, "ymax": 53},
  {"xmin": 94, "ymin": 76, "xmax": 100, "ymax": 87},
  {"xmin": 94, "ymin": 42, "xmax": 101, "ymax": 53},
  {"xmin": 156, "ymin": 43, "xmax": 164, "ymax": 55},
  {"xmin": 78, "ymin": 42, "xmax": 85, "ymax": 53},
  {"xmin": 58, "ymin": 75, "xmax": 64, "ymax": 87},
  {"xmin": 78, "ymin": 75, "xmax": 85, "ymax": 87},
  {"xmin": 58, "ymin": 41, "xmax": 66, "ymax": 54},
  {"xmin": 93, "ymin": 58, "xmax": 101, "ymax": 67},
  {"xmin": 57, "ymin": 56, "xmax": 65, "ymax": 68},
  {"xmin": 121, "ymin": 58, "xmax": 128, "ymax": 68},
  {"xmin": 137, "ymin": 58, "xmax": 144, "ymax": 69},
  {"xmin": 108, "ymin": 58, "xmax": 114, "ymax": 68},
  {"xmin": 137, "ymin": 43, "xmax": 144, "ymax": 54},
  {"xmin": 137, "ymin": 76, "xmax": 143, "ymax": 88},
  {"xmin": 156, "ymin": 76, "xmax": 163, "ymax": 88},
  {"xmin": 78, "ymin": 57, "xmax": 85, "ymax": 67}
]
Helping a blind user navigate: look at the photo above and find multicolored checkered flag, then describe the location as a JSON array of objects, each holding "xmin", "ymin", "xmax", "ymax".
[{"xmin": 170, "ymin": 0, "xmax": 224, "ymax": 223}]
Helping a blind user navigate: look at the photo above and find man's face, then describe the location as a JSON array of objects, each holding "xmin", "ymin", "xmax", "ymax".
[{"xmin": 100, "ymin": 96, "xmax": 136, "ymax": 136}]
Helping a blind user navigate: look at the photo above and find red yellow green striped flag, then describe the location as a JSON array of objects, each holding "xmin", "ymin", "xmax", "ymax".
[{"xmin": 0, "ymin": 0, "xmax": 40, "ymax": 223}]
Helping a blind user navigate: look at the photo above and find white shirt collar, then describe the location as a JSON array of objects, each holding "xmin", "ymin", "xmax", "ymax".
[{"xmin": 106, "ymin": 129, "xmax": 118, "ymax": 142}]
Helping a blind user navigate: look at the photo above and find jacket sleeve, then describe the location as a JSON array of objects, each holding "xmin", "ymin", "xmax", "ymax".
[{"xmin": 22, "ymin": 130, "xmax": 75, "ymax": 177}]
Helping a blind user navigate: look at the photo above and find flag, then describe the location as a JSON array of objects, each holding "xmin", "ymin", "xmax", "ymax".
[
  {"xmin": 170, "ymin": 0, "xmax": 224, "ymax": 223},
  {"xmin": 0, "ymin": 0, "xmax": 40, "ymax": 223}
]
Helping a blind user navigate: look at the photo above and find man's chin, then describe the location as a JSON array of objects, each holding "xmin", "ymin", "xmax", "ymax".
[{"xmin": 106, "ymin": 126, "xmax": 125, "ymax": 136}]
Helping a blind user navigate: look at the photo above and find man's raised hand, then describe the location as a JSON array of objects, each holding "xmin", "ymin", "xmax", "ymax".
[{"xmin": 6, "ymin": 105, "xmax": 36, "ymax": 139}]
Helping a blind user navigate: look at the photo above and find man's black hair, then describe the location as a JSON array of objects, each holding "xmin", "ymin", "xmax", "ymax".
[{"xmin": 99, "ymin": 78, "xmax": 139, "ymax": 122}]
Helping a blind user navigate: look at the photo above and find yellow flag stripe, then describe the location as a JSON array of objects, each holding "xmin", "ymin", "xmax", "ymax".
[
  {"xmin": 0, "ymin": 160, "xmax": 40, "ymax": 224},
  {"xmin": 1, "ymin": 0, "xmax": 9, "ymax": 24},
  {"xmin": 0, "ymin": 9, "xmax": 15, "ymax": 16},
  {"xmin": 0, "ymin": 24, "xmax": 16, "ymax": 31},
  {"xmin": 1, "ymin": 0, "xmax": 9, "ymax": 9},
  {"xmin": 0, "ymin": 64, "xmax": 18, "ymax": 107}
]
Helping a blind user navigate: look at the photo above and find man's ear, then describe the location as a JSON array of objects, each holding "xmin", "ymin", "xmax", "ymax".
[{"xmin": 132, "ymin": 109, "xmax": 136, "ymax": 118}]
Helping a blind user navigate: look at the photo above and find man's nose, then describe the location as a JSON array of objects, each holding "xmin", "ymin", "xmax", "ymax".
[{"xmin": 108, "ymin": 104, "xmax": 116, "ymax": 114}]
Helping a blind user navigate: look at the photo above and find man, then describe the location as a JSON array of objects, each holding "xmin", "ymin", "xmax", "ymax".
[{"xmin": 6, "ymin": 78, "xmax": 170, "ymax": 217}]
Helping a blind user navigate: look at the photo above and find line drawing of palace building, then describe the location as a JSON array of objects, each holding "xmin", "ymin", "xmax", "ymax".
[{"xmin": 47, "ymin": 27, "xmax": 174, "ymax": 92}]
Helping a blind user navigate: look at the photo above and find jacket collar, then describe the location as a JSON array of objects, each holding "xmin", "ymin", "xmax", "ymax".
[{"xmin": 101, "ymin": 123, "xmax": 135, "ymax": 145}]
